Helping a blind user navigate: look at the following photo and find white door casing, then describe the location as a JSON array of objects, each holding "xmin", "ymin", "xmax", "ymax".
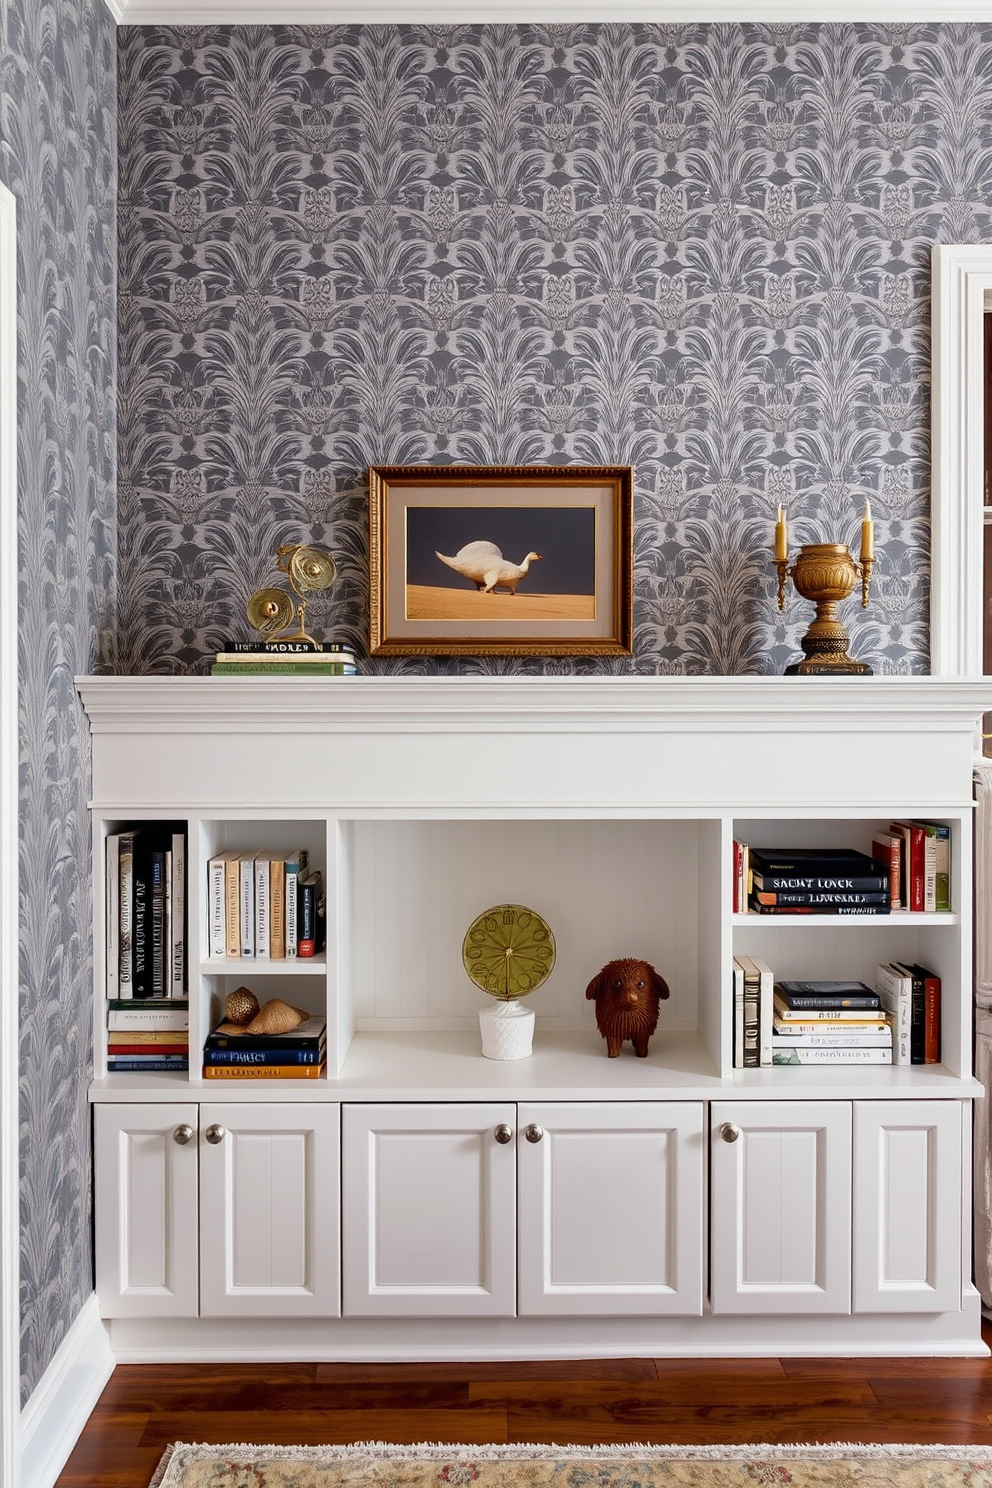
[
  {"xmin": 0, "ymin": 178, "xmax": 16, "ymax": 1488},
  {"xmin": 853, "ymin": 1099, "xmax": 962, "ymax": 1314},
  {"xmin": 516, "ymin": 1101, "xmax": 704, "ymax": 1316},
  {"xmin": 341, "ymin": 1103, "xmax": 516, "ymax": 1317},
  {"xmin": 930, "ymin": 243, "xmax": 992, "ymax": 676},
  {"xmin": 710, "ymin": 1101, "xmax": 853, "ymax": 1315},
  {"xmin": 199, "ymin": 1103, "xmax": 340, "ymax": 1318},
  {"xmin": 93, "ymin": 1104, "xmax": 199, "ymax": 1318}
]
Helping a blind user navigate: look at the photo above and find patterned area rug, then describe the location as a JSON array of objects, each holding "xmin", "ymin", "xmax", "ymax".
[{"xmin": 150, "ymin": 1441, "xmax": 992, "ymax": 1488}]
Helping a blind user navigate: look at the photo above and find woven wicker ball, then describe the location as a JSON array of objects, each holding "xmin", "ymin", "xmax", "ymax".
[
  {"xmin": 245, "ymin": 998, "xmax": 307, "ymax": 1035},
  {"xmin": 224, "ymin": 987, "xmax": 260, "ymax": 1026}
]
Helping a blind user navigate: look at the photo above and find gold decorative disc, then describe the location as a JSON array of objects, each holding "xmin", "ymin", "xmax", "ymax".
[
  {"xmin": 462, "ymin": 903, "xmax": 556, "ymax": 1000},
  {"xmin": 289, "ymin": 544, "xmax": 336, "ymax": 594},
  {"xmin": 247, "ymin": 587, "xmax": 295, "ymax": 636}
]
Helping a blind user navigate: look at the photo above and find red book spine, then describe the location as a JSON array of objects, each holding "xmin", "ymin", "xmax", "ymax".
[{"xmin": 923, "ymin": 974, "xmax": 941, "ymax": 1063}]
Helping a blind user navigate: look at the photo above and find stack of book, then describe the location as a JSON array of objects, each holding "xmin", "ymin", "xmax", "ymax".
[
  {"xmin": 876, "ymin": 961, "xmax": 941, "ymax": 1064},
  {"xmin": 732, "ymin": 954, "xmax": 773, "ymax": 1067},
  {"xmin": 772, "ymin": 981, "xmax": 893, "ymax": 1065},
  {"xmin": 207, "ymin": 848, "xmax": 324, "ymax": 959},
  {"xmin": 211, "ymin": 641, "xmax": 357, "ymax": 676},
  {"xmin": 873, "ymin": 822, "xmax": 951, "ymax": 913},
  {"xmin": 106, "ymin": 824, "xmax": 187, "ymax": 999},
  {"xmin": 107, "ymin": 998, "xmax": 189, "ymax": 1073},
  {"xmin": 745, "ymin": 847, "xmax": 891, "ymax": 916},
  {"xmin": 202, "ymin": 1014, "xmax": 326, "ymax": 1079}
]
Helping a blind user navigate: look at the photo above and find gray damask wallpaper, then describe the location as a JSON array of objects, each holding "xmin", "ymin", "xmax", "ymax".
[
  {"xmin": 117, "ymin": 22, "xmax": 992, "ymax": 676},
  {"xmin": 1, "ymin": 0, "xmax": 116, "ymax": 1401}
]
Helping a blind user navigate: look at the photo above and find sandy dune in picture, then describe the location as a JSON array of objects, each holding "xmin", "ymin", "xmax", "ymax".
[{"xmin": 406, "ymin": 585, "xmax": 596, "ymax": 621}]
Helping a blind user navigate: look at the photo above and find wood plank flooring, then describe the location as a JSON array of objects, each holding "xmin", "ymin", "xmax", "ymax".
[{"xmin": 54, "ymin": 1323, "xmax": 992, "ymax": 1488}]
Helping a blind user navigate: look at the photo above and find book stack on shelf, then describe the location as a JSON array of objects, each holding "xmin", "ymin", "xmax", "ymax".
[
  {"xmin": 210, "ymin": 641, "xmax": 357, "ymax": 677},
  {"xmin": 106, "ymin": 824, "xmax": 187, "ymax": 999},
  {"xmin": 873, "ymin": 822, "xmax": 951, "ymax": 913},
  {"xmin": 733, "ymin": 829, "xmax": 951, "ymax": 916},
  {"xmin": 107, "ymin": 998, "xmax": 189, "ymax": 1073},
  {"xmin": 202, "ymin": 1012, "xmax": 326, "ymax": 1080},
  {"xmin": 207, "ymin": 848, "xmax": 324, "ymax": 959},
  {"xmin": 876, "ymin": 961, "xmax": 942, "ymax": 1064},
  {"xmin": 740, "ymin": 846, "xmax": 892, "ymax": 916},
  {"xmin": 771, "ymin": 981, "xmax": 893, "ymax": 1066}
]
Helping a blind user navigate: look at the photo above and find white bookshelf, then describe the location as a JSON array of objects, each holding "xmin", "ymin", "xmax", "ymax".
[{"xmin": 80, "ymin": 676, "xmax": 991, "ymax": 1359}]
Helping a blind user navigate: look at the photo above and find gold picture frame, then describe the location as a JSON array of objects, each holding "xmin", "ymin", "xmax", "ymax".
[{"xmin": 368, "ymin": 464, "xmax": 633, "ymax": 657}]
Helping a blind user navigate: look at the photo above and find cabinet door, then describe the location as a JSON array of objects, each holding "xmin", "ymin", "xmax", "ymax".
[
  {"xmin": 341, "ymin": 1103, "xmax": 516, "ymax": 1317},
  {"xmin": 94, "ymin": 1103, "xmax": 199, "ymax": 1318},
  {"xmin": 517, "ymin": 1102, "xmax": 704, "ymax": 1316},
  {"xmin": 853, "ymin": 1100, "xmax": 962, "ymax": 1314},
  {"xmin": 710, "ymin": 1100, "xmax": 852, "ymax": 1314},
  {"xmin": 199, "ymin": 1103, "xmax": 340, "ymax": 1317}
]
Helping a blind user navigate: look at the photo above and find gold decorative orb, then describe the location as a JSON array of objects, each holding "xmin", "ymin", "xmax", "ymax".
[
  {"xmin": 224, "ymin": 988, "xmax": 260, "ymax": 1026},
  {"xmin": 247, "ymin": 587, "xmax": 295, "ymax": 636},
  {"xmin": 462, "ymin": 903, "xmax": 556, "ymax": 1000},
  {"xmin": 289, "ymin": 545, "xmax": 336, "ymax": 594}
]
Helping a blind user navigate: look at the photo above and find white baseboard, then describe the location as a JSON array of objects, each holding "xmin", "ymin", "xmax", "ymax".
[{"xmin": 20, "ymin": 1295, "xmax": 114, "ymax": 1488}]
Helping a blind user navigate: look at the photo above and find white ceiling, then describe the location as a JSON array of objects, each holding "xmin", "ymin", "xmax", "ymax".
[{"xmin": 108, "ymin": 0, "xmax": 992, "ymax": 22}]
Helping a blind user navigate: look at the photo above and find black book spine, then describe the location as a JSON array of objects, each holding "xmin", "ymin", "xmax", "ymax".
[
  {"xmin": 202, "ymin": 1045, "xmax": 325, "ymax": 1066},
  {"xmin": 752, "ymin": 874, "xmax": 888, "ymax": 892},
  {"xmin": 131, "ymin": 836, "xmax": 151, "ymax": 996},
  {"xmin": 777, "ymin": 994, "xmax": 881, "ymax": 1010},
  {"xmin": 298, "ymin": 877, "xmax": 316, "ymax": 957}
]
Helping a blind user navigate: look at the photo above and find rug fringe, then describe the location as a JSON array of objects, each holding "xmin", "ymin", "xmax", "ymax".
[{"xmin": 158, "ymin": 1440, "xmax": 992, "ymax": 1462}]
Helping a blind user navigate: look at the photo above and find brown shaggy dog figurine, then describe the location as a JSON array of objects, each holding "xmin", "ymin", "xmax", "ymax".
[{"xmin": 586, "ymin": 958, "xmax": 670, "ymax": 1058}]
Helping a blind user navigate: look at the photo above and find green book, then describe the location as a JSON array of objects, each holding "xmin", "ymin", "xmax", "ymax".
[{"xmin": 211, "ymin": 663, "xmax": 355, "ymax": 676}]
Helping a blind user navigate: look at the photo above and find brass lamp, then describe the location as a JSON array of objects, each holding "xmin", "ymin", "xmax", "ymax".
[{"xmin": 774, "ymin": 503, "xmax": 875, "ymax": 675}]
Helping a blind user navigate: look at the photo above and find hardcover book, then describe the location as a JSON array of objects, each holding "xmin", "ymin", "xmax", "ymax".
[
  {"xmin": 774, "ymin": 980, "xmax": 881, "ymax": 1011},
  {"xmin": 772, "ymin": 1046, "xmax": 892, "ymax": 1065},
  {"xmin": 201, "ymin": 1062, "xmax": 325, "ymax": 1079}
]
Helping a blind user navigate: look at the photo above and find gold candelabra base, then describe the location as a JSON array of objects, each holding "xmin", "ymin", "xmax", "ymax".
[{"xmin": 776, "ymin": 542, "xmax": 874, "ymax": 676}]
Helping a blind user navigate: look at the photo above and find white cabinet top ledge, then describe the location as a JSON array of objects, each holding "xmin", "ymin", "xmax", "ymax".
[{"xmin": 78, "ymin": 675, "xmax": 989, "ymax": 815}]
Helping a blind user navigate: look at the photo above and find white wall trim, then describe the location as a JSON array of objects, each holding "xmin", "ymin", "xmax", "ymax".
[
  {"xmin": 19, "ymin": 1296, "xmax": 114, "ymax": 1488},
  {"xmin": 111, "ymin": 0, "xmax": 992, "ymax": 22},
  {"xmin": 931, "ymin": 244, "xmax": 992, "ymax": 677},
  {"xmin": 0, "ymin": 180, "xmax": 18, "ymax": 1488}
]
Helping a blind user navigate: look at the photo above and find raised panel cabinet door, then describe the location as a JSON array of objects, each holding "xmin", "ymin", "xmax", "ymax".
[
  {"xmin": 710, "ymin": 1100, "xmax": 852, "ymax": 1315},
  {"xmin": 199, "ymin": 1103, "xmax": 340, "ymax": 1318},
  {"xmin": 341, "ymin": 1102, "xmax": 516, "ymax": 1317},
  {"xmin": 517, "ymin": 1101, "xmax": 705, "ymax": 1316},
  {"xmin": 853, "ymin": 1100, "xmax": 962, "ymax": 1314},
  {"xmin": 93, "ymin": 1103, "xmax": 199, "ymax": 1318}
]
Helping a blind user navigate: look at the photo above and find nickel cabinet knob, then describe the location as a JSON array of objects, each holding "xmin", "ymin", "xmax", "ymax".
[
  {"xmin": 173, "ymin": 1124, "xmax": 194, "ymax": 1146},
  {"xmin": 720, "ymin": 1121, "xmax": 741, "ymax": 1144},
  {"xmin": 205, "ymin": 1123, "xmax": 226, "ymax": 1145},
  {"xmin": 525, "ymin": 1124, "xmax": 544, "ymax": 1144},
  {"xmin": 493, "ymin": 1124, "xmax": 513, "ymax": 1144}
]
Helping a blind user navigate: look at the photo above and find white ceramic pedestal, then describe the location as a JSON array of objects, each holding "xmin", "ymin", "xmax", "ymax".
[{"xmin": 479, "ymin": 1001, "xmax": 536, "ymax": 1060}]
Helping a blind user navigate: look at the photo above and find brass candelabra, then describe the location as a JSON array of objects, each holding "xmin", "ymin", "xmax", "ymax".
[{"xmin": 774, "ymin": 504, "xmax": 875, "ymax": 676}]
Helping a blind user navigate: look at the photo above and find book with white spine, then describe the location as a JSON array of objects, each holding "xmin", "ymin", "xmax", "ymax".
[{"xmin": 254, "ymin": 854, "xmax": 270, "ymax": 960}]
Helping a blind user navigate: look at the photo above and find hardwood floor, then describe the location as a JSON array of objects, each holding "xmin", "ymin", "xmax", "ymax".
[{"xmin": 55, "ymin": 1323, "xmax": 992, "ymax": 1488}]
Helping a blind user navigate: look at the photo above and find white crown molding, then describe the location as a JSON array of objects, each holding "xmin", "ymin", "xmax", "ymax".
[{"xmin": 112, "ymin": 0, "xmax": 992, "ymax": 22}]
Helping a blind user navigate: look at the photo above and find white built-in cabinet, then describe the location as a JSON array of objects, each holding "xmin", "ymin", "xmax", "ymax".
[
  {"xmin": 80, "ymin": 676, "xmax": 992, "ymax": 1359},
  {"xmin": 94, "ymin": 1102, "xmax": 340, "ymax": 1319},
  {"xmin": 341, "ymin": 1101, "xmax": 704, "ymax": 1318}
]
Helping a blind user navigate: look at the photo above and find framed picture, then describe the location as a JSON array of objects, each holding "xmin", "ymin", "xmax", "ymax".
[{"xmin": 368, "ymin": 464, "xmax": 633, "ymax": 656}]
